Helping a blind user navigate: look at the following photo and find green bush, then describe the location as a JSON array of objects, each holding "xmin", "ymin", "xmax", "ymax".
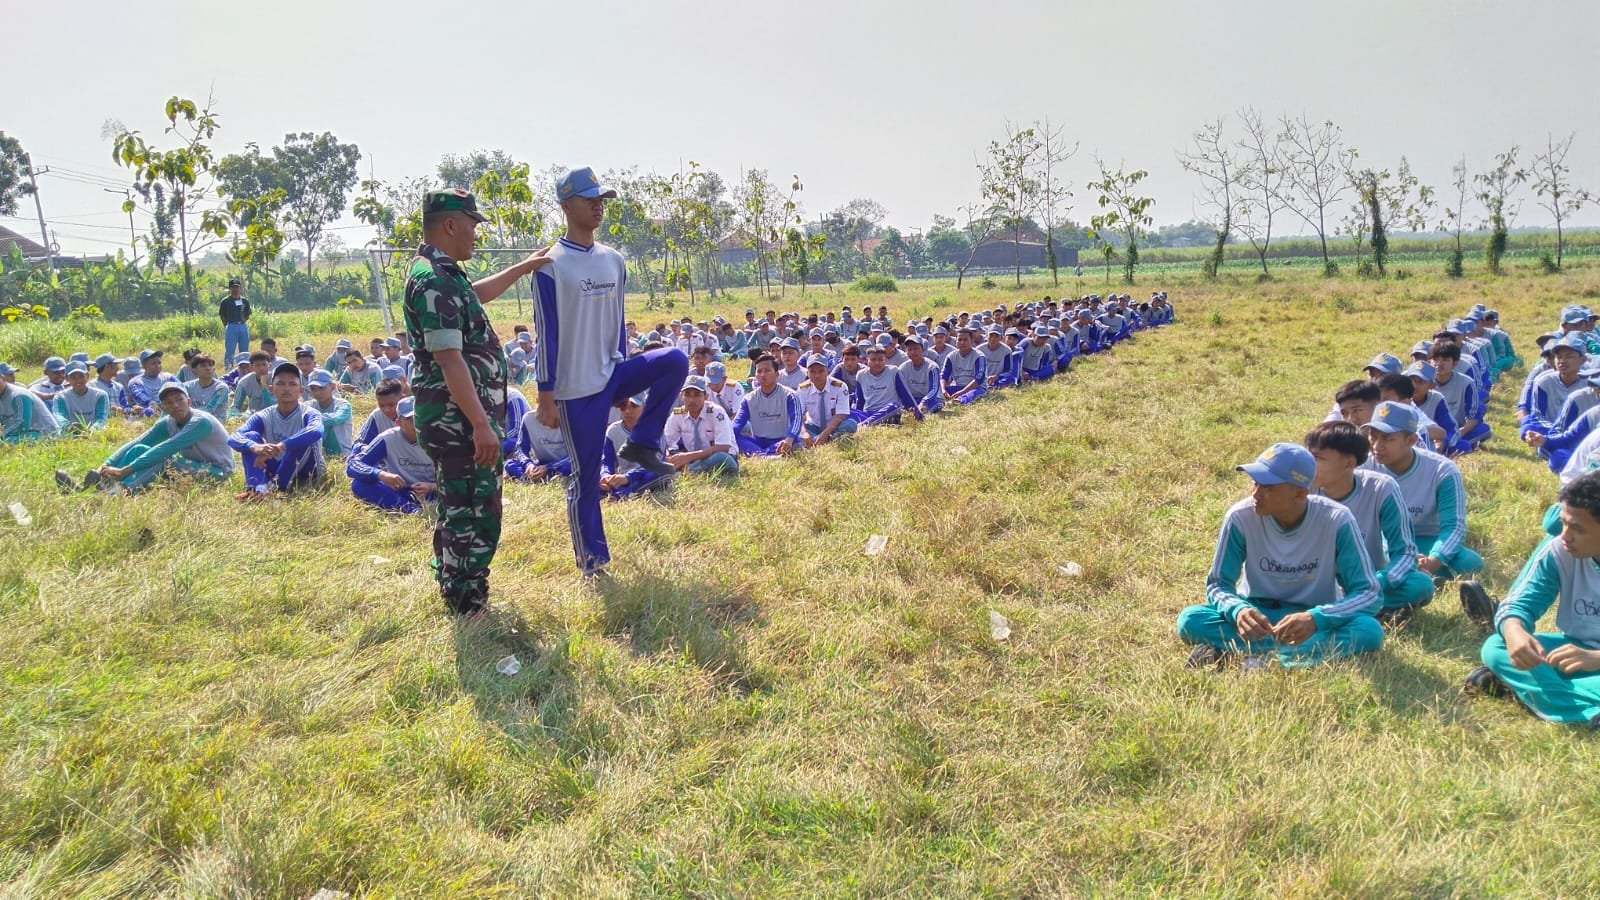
[
  {"xmin": 0, "ymin": 319, "xmax": 94, "ymax": 365},
  {"xmin": 853, "ymin": 274, "xmax": 898, "ymax": 293},
  {"xmin": 1445, "ymin": 250, "xmax": 1465, "ymax": 278},
  {"xmin": 1540, "ymin": 253, "xmax": 1560, "ymax": 274}
]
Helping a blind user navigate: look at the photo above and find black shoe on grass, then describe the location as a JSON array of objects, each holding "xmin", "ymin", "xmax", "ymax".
[
  {"xmin": 1377, "ymin": 605, "xmax": 1416, "ymax": 631},
  {"xmin": 1186, "ymin": 644, "xmax": 1229, "ymax": 669},
  {"xmin": 54, "ymin": 469, "xmax": 78, "ymax": 492},
  {"xmin": 1459, "ymin": 580, "xmax": 1497, "ymax": 629},
  {"xmin": 1463, "ymin": 665, "xmax": 1510, "ymax": 699},
  {"xmin": 618, "ymin": 441, "xmax": 677, "ymax": 477}
]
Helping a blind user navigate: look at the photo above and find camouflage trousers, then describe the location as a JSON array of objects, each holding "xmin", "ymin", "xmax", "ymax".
[{"xmin": 421, "ymin": 440, "xmax": 503, "ymax": 615}]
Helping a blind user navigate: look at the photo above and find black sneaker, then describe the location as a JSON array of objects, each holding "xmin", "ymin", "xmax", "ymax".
[
  {"xmin": 1459, "ymin": 581, "xmax": 1497, "ymax": 629},
  {"xmin": 618, "ymin": 441, "xmax": 677, "ymax": 477},
  {"xmin": 1377, "ymin": 605, "xmax": 1416, "ymax": 631},
  {"xmin": 54, "ymin": 469, "xmax": 78, "ymax": 492},
  {"xmin": 82, "ymin": 469, "xmax": 101, "ymax": 491},
  {"xmin": 1186, "ymin": 644, "xmax": 1228, "ymax": 669},
  {"xmin": 1462, "ymin": 665, "xmax": 1509, "ymax": 699},
  {"xmin": 1433, "ymin": 573, "xmax": 1451, "ymax": 591}
]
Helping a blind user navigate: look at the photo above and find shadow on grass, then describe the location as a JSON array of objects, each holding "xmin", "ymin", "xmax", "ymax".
[
  {"xmin": 452, "ymin": 605, "xmax": 581, "ymax": 748},
  {"xmin": 1351, "ymin": 606, "xmax": 1490, "ymax": 724},
  {"xmin": 590, "ymin": 571, "xmax": 766, "ymax": 694}
]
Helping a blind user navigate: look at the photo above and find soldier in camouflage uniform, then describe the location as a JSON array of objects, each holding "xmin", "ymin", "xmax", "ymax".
[{"xmin": 403, "ymin": 189, "xmax": 552, "ymax": 615}]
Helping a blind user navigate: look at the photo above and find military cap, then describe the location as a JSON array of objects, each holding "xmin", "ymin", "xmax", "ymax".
[{"xmin": 423, "ymin": 188, "xmax": 488, "ymax": 223}]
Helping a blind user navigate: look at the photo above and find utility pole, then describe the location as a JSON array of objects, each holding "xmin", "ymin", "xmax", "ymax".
[
  {"xmin": 103, "ymin": 187, "xmax": 139, "ymax": 266},
  {"xmin": 26, "ymin": 165, "xmax": 57, "ymax": 272}
]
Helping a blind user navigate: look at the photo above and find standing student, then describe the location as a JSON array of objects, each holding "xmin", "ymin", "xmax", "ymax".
[
  {"xmin": 1307, "ymin": 420, "xmax": 1434, "ymax": 627},
  {"xmin": 1176, "ymin": 441, "xmax": 1384, "ymax": 667},
  {"xmin": 531, "ymin": 168, "xmax": 686, "ymax": 577},
  {"xmin": 227, "ymin": 363, "xmax": 327, "ymax": 499},
  {"xmin": 59, "ymin": 383, "xmax": 232, "ymax": 492},
  {"xmin": 219, "ymin": 276, "xmax": 252, "ymax": 363},
  {"xmin": 1362, "ymin": 401, "xmax": 1483, "ymax": 585},
  {"xmin": 407, "ymin": 189, "xmax": 553, "ymax": 613},
  {"xmin": 1466, "ymin": 471, "xmax": 1600, "ymax": 726}
]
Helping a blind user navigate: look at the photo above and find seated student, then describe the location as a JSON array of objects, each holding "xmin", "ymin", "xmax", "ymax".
[
  {"xmin": 1176, "ymin": 441, "xmax": 1384, "ymax": 668},
  {"xmin": 1465, "ymin": 470, "xmax": 1600, "ymax": 726},
  {"xmin": 600, "ymin": 393, "xmax": 670, "ymax": 499},
  {"xmin": 1515, "ymin": 332, "xmax": 1560, "ymax": 423},
  {"xmin": 257, "ymin": 337, "xmax": 289, "ymax": 369},
  {"xmin": 127, "ymin": 349, "xmax": 178, "ymax": 417},
  {"xmin": 853, "ymin": 345, "xmax": 925, "ymax": 427},
  {"xmin": 878, "ymin": 332, "xmax": 908, "ymax": 368},
  {"xmin": 1530, "ymin": 370, "xmax": 1600, "ymax": 475},
  {"xmin": 506, "ymin": 405, "xmax": 573, "ymax": 482},
  {"xmin": 704, "ymin": 361, "xmax": 745, "ymax": 419},
  {"xmin": 174, "ymin": 347, "xmax": 202, "ymax": 383},
  {"xmin": 324, "ymin": 338, "xmax": 353, "ymax": 373},
  {"xmin": 1362, "ymin": 401, "xmax": 1483, "ymax": 583},
  {"xmin": 346, "ymin": 397, "xmax": 436, "ymax": 513},
  {"xmin": 294, "ymin": 345, "xmax": 320, "ymax": 391},
  {"xmin": 1, "ymin": 375, "xmax": 60, "ymax": 441},
  {"xmin": 977, "ymin": 328, "xmax": 1013, "ymax": 389},
  {"xmin": 1018, "ymin": 326, "xmax": 1058, "ymax": 382},
  {"xmin": 1328, "ymin": 379, "xmax": 1380, "ymax": 427},
  {"xmin": 29, "ymin": 356, "xmax": 69, "ymax": 403},
  {"xmin": 1431, "ymin": 340, "xmax": 1489, "ymax": 452},
  {"xmin": 115, "ymin": 357, "xmax": 140, "ymax": 391},
  {"xmin": 1480, "ymin": 309, "xmax": 1520, "ymax": 373},
  {"xmin": 732, "ymin": 355, "xmax": 802, "ymax": 457},
  {"xmin": 1073, "ymin": 309, "xmax": 1105, "ymax": 355},
  {"xmin": 180, "ymin": 354, "xmax": 231, "ymax": 420},
  {"xmin": 52, "ymin": 361, "xmax": 110, "ymax": 432},
  {"xmin": 1521, "ymin": 333, "xmax": 1587, "ymax": 444},
  {"xmin": 925, "ymin": 326, "xmax": 955, "ymax": 370},
  {"xmin": 338, "ymin": 349, "xmax": 382, "ymax": 393},
  {"xmin": 91, "ymin": 354, "xmax": 129, "ymax": 412},
  {"xmin": 58, "ymin": 383, "xmax": 233, "ymax": 493},
  {"xmin": 897, "ymin": 336, "xmax": 945, "ymax": 414},
  {"xmin": 662, "ymin": 375, "xmax": 739, "ymax": 477},
  {"xmin": 226, "ymin": 362, "xmax": 326, "ymax": 499},
  {"xmin": 1375, "ymin": 371, "xmax": 1446, "ymax": 451},
  {"xmin": 230, "ymin": 351, "xmax": 275, "ymax": 418},
  {"xmin": 306, "ymin": 370, "xmax": 354, "ymax": 457},
  {"xmin": 1308, "ymin": 420, "xmax": 1435, "ymax": 627},
  {"xmin": 797, "ymin": 356, "xmax": 859, "ymax": 447},
  {"xmin": 828, "ymin": 345, "xmax": 866, "ymax": 409},
  {"xmin": 942, "ymin": 328, "xmax": 988, "ymax": 405},
  {"xmin": 775, "ymin": 339, "xmax": 808, "ymax": 391},
  {"xmin": 222, "ymin": 352, "xmax": 251, "ymax": 388},
  {"xmin": 353, "ymin": 378, "xmax": 404, "ymax": 452},
  {"xmin": 1404, "ymin": 361, "xmax": 1457, "ymax": 452}
]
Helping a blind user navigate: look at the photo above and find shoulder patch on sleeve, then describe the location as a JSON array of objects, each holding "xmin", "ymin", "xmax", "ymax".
[{"xmin": 673, "ymin": 405, "xmax": 687, "ymax": 415}]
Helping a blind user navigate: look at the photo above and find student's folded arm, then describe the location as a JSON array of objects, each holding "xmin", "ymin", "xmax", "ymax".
[
  {"xmin": 1312, "ymin": 521, "xmax": 1381, "ymax": 628},
  {"xmin": 345, "ymin": 440, "xmax": 386, "ymax": 482},
  {"xmin": 281, "ymin": 409, "xmax": 324, "ymax": 451}
]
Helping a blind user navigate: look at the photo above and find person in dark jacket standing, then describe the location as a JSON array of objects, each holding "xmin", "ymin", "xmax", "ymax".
[{"xmin": 220, "ymin": 277, "xmax": 252, "ymax": 363}]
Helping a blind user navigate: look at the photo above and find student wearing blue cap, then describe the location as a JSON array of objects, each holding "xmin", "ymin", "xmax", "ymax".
[
  {"xmin": 774, "ymin": 340, "xmax": 808, "ymax": 391},
  {"xmin": 732, "ymin": 355, "xmax": 803, "ymax": 456},
  {"xmin": 227, "ymin": 362, "xmax": 326, "ymax": 499},
  {"xmin": 1464, "ymin": 470, "xmax": 1600, "ymax": 725},
  {"xmin": 29, "ymin": 356, "xmax": 69, "ymax": 402},
  {"xmin": 91, "ymin": 354, "xmax": 129, "ymax": 412},
  {"xmin": 1521, "ymin": 333, "xmax": 1587, "ymax": 445},
  {"xmin": 346, "ymin": 397, "xmax": 437, "ymax": 513},
  {"xmin": 704, "ymin": 361, "xmax": 745, "ymax": 418},
  {"xmin": 306, "ymin": 370, "xmax": 354, "ymax": 456},
  {"xmin": 532, "ymin": 166, "xmax": 687, "ymax": 575},
  {"xmin": 976, "ymin": 329, "xmax": 1014, "ymax": 390},
  {"xmin": 663, "ymin": 375, "xmax": 740, "ymax": 476},
  {"xmin": 1363, "ymin": 401, "xmax": 1483, "ymax": 585},
  {"xmin": 52, "ymin": 361, "xmax": 110, "ymax": 432},
  {"xmin": 941, "ymin": 329, "xmax": 988, "ymax": 405},
  {"xmin": 1177, "ymin": 441, "xmax": 1384, "ymax": 667},
  {"xmin": 324, "ymin": 339, "xmax": 353, "ymax": 374},
  {"xmin": 180, "ymin": 354, "xmax": 231, "ymax": 419},
  {"xmin": 597, "ymin": 393, "xmax": 669, "ymax": 499},
  {"xmin": 1307, "ymin": 420, "xmax": 1434, "ymax": 626},
  {"xmin": 797, "ymin": 356, "xmax": 859, "ymax": 447},
  {"xmin": 1018, "ymin": 326, "xmax": 1058, "ymax": 382},
  {"xmin": 60, "ymin": 382, "xmax": 232, "ymax": 492}
]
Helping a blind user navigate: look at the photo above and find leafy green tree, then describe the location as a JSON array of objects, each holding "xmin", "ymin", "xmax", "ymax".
[
  {"xmin": 226, "ymin": 188, "xmax": 288, "ymax": 315},
  {"xmin": 1086, "ymin": 159, "xmax": 1155, "ymax": 284},
  {"xmin": 275, "ymin": 132, "xmax": 361, "ymax": 275},
  {"xmin": 735, "ymin": 168, "xmax": 784, "ymax": 299},
  {"xmin": 111, "ymin": 95, "xmax": 231, "ymax": 322},
  {"xmin": 1475, "ymin": 146, "xmax": 1524, "ymax": 276},
  {"xmin": 438, "ymin": 150, "xmax": 520, "ymax": 189},
  {"xmin": 926, "ymin": 215, "xmax": 972, "ymax": 268},
  {"xmin": 0, "ymin": 132, "xmax": 35, "ymax": 217}
]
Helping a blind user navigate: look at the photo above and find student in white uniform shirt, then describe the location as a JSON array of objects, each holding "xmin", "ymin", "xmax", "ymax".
[
  {"xmin": 796, "ymin": 356, "xmax": 859, "ymax": 447},
  {"xmin": 704, "ymin": 361, "xmax": 745, "ymax": 418},
  {"xmin": 662, "ymin": 375, "xmax": 739, "ymax": 476}
]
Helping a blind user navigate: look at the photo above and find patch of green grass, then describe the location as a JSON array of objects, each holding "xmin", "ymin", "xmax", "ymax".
[{"xmin": 0, "ymin": 264, "xmax": 1597, "ymax": 893}]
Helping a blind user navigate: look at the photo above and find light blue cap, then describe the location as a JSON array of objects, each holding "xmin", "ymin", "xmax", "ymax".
[
  {"xmin": 235, "ymin": 352, "xmax": 252, "ymax": 365},
  {"xmin": 383, "ymin": 336, "xmax": 402, "ymax": 348},
  {"xmin": 69, "ymin": 352, "xmax": 89, "ymax": 364},
  {"xmin": 1551, "ymin": 332, "xmax": 1589, "ymax": 355},
  {"xmin": 122, "ymin": 358, "xmax": 141, "ymax": 372},
  {"xmin": 93, "ymin": 353, "xmax": 118, "ymax": 369},
  {"xmin": 683, "ymin": 375, "xmax": 708, "ymax": 392},
  {"xmin": 555, "ymin": 166, "xmax": 618, "ymax": 201},
  {"xmin": 1235, "ymin": 442, "xmax": 1316, "ymax": 488},
  {"xmin": 397, "ymin": 397, "xmax": 415, "ymax": 418},
  {"xmin": 1403, "ymin": 361, "xmax": 1437, "ymax": 381},
  {"xmin": 1365, "ymin": 353, "xmax": 1402, "ymax": 374},
  {"xmin": 43, "ymin": 356, "xmax": 66, "ymax": 372},
  {"xmin": 1364, "ymin": 401, "xmax": 1420, "ymax": 435},
  {"xmin": 65, "ymin": 361, "xmax": 88, "ymax": 375},
  {"xmin": 307, "ymin": 370, "xmax": 334, "ymax": 388},
  {"xmin": 336, "ymin": 338, "xmax": 352, "ymax": 349},
  {"xmin": 382, "ymin": 364, "xmax": 406, "ymax": 379},
  {"xmin": 706, "ymin": 362, "xmax": 727, "ymax": 381},
  {"xmin": 0, "ymin": 362, "xmax": 13, "ymax": 376}
]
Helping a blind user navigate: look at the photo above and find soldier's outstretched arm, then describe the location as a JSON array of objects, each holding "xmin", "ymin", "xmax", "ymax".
[{"xmin": 472, "ymin": 249, "xmax": 554, "ymax": 303}]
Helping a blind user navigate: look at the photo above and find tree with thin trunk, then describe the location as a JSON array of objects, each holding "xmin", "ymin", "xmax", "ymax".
[
  {"xmin": 953, "ymin": 203, "xmax": 1001, "ymax": 290},
  {"xmin": 1034, "ymin": 117, "xmax": 1078, "ymax": 287},
  {"xmin": 111, "ymin": 95, "xmax": 231, "ymax": 325},
  {"xmin": 1272, "ymin": 114, "xmax": 1356, "ymax": 276},
  {"xmin": 1233, "ymin": 107, "xmax": 1284, "ymax": 278},
  {"xmin": 1529, "ymin": 133, "xmax": 1590, "ymax": 270},
  {"xmin": 1086, "ymin": 157, "xmax": 1155, "ymax": 285},
  {"xmin": 1475, "ymin": 146, "xmax": 1525, "ymax": 276},
  {"xmin": 979, "ymin": 123, "xmax": 1043, "ymax": 287},
  {"xmin": 1179, "ymin": 116, "xmax": 1243, "ymax": 279},
  {"xmin": 275, "ymin": 132, "xmax": 361, "ymax": 276},
  {"xmin": 1440, "ymin": 155, "xmax": 1470, "ymax": 277}
]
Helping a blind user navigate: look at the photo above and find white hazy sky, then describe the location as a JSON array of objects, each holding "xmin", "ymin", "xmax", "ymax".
[{"xmin": 9, "ymin": 0, "xmax": 1599, "ymax": 256}]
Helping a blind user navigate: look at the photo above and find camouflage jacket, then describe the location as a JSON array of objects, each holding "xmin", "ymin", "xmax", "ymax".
[{"xmin": 403, "ymin": 243, "xmax": 509, "ymax": 447}]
